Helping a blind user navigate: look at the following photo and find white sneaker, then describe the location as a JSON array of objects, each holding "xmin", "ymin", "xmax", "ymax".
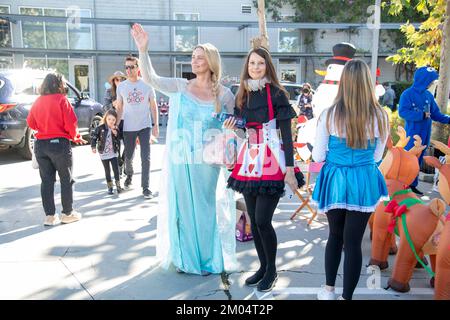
[
  {"xmin": 44, "ymin": 215, "xmax": 61, "ymax": 226},
  {"xmin": 317, "ymin": 285, "xmax": 336, "ymax": 300},
  {"xmin": 337, "ymin": 295, "xmax": 345, "ymax": 300},
  {"xmin": 61, "ymin": 211, "xmax": 81, "ymax": 224}
]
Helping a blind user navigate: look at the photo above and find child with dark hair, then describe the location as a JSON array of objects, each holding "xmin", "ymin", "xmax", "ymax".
[{"xmin": 91, "ymin": 109, "xmax": 123, "ymax": 194}]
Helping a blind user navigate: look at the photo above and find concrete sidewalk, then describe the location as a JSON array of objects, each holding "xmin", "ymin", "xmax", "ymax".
[{"xmin": 0, "ymin": 133, "xmax": 442, "ymax": 300}]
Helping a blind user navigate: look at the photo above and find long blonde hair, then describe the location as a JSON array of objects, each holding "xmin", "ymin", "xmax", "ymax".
[
  {"xmin": 326, "ymin": 59, "xmax": 389, "ymax": 149},
  {"xmin": 194, "ymin": 43, "xmax": 222, "ymax": 113},
  {"xmin": 236, "ymin": 47, "xmax": 288, "ymax": 109}
]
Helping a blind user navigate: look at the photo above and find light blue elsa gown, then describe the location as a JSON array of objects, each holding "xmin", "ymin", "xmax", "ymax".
[{"xmin": 139, "ymin": 52, "xmax": 238, "ymax": 275}]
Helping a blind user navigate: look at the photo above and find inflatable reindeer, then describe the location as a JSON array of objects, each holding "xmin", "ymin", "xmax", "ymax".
[
  {"xmin": 424, "ymin": 140, "xmax": 450, "ymax": 300},
  {"xmin": 369, "ymin": 127, "xmax": 423, "ymax": 269},
  {"xmin": 369, "ymin": 127, "xmax": 446, "ymax": 292}
]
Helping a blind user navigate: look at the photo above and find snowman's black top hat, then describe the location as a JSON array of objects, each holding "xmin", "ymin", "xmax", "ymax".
[{"xmin": 325, "ymin": 42, "xmax": 356, "ymax": 66}]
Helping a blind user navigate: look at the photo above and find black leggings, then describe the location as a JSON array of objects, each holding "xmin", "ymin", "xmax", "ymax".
[
  {"xmin": 101, "ymin": 157, "xmax": 120, "ymax": 183},
  {"xmin": 325, "ymin": 209, "xmax": 371, "ymax": 300},
  {"xmin": 243, "ymin": 193, "xmax": 280, "ymax": 275}
]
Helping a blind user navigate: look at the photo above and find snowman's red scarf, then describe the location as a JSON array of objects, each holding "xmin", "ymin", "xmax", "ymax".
[
  {"xmin": 322, "ymin": 80, "xmax": 339, "ymax": 85},
  {"xmin": 321, "ymin": 80, "xmax": 381, "ymax": 85}
]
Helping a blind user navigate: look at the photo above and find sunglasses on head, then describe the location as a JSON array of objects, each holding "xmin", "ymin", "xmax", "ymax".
[
  {"xmin": 114, "ymin": 78, "xmax": 123, "ymax": 82},
  {"xmin": 125, "ymin": 65, "xmax": 138, "ymax": 70}
]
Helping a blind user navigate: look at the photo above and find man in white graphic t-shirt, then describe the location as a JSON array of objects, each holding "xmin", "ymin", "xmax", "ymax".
[{"xmin": 116, "ymin": 55, "xmax": 159, "ymax": 199}]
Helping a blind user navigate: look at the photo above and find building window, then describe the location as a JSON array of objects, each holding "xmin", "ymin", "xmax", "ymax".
[
  {"xmin": 24, "ymin": 56, "xmax": 69, "ymax": 80},
  {"xmin": 68, "ymin": 9, "xmax": 92, "ymax": 50},
  {"xmin": 0, "ymin": 6, "xmax": 12, "ymax": 48},
  {"xmin": 279, "ymin": 28, "xmax": 300, "ymax": 53},
  {"xmin": 175, "ymin": 57, "xmax": 195, "ymax": 79},
  {"xmin": 72, "ymin": 64, "xmax": 89, "ymax": 93},
  {"xmin": 23, "ymin": 57, "xmax": 46, "ymax": 70},
  {"xmin": 44, "ymin": 8, "xmax": 67, "ymax": 49},
  {"xmin": 280, "ymin": 67, "xmax": 297, "ymax": 83},
  {"xmin": 20, "ymin": 7, "xmax": 93, "ymax": 50},
  {"xmin": 174, "ymin": 13, "xmax": 199, "ymax": 52},
  {"xmin": 0, "ymin": 55, "xmax": 13, "ymax": 69},
  {"xmin": 21, "ymin": 8, "xmax": 45, "ymax": 49},
  {"xmin": 279, "ymin": 60, "xmax": 300, "ymax": 84},
  {"xmin": 48, "ymin": 58, "xmax": 69, "ymax": 79}
]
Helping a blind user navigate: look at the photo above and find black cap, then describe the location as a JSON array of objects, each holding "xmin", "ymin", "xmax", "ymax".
[{"xmin": 325, "ymin": 42, "xmax": 356, "ymax": 66}]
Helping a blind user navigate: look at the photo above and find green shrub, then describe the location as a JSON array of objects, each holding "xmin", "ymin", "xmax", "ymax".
[
  {"xmin": 384, "ymin": 107, "xmax": 405, "ymax": 145},
  {"xmin": 391, "ymin": 81, "xmax": 412, "ymax": 108}
]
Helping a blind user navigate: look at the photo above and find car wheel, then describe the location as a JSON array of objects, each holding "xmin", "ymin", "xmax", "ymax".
[
  {"xmin": 19, "ymin": 127, "xmax": 34, "ymax": 160},
  {"xmin": 88, "ymin": 115, "xmax": 103, "ymax": 140}
]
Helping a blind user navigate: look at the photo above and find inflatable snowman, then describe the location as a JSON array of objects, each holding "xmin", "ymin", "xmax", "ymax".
[
  {"xmin": 312, "ymin": 43, "xmax": 355, "ymax": 118},
  {"xmin": 296, "ymin": 42, "xmax": 385, "ymax": 160}
]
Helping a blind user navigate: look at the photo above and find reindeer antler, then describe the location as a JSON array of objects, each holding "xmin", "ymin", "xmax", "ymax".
[
  {"xmin": 408, "ymin": 135, "xmax": 426, "ymax": 157},
  {"xmin": 431, "ymin": 139, "xmax": 450, "ymax": 164},
  {"xmin": 431, "ymin": 139, "xmax": 450, "ymax": 155},
  {"xmin": 395, "ymin": 126, "xmax": 410, "ymax": 148}
]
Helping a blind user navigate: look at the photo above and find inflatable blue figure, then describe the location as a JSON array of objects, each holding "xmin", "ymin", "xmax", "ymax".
[
  {"xmin": 399, "ymin": 66, "xmax": 450, "ymax": 195},
  {"xmin": 0, "ymin": 75, "xmax": 14, "ymax": 103}
]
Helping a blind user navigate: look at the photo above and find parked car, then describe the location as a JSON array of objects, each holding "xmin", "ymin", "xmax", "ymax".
[
  {"xmin": 230, "ymin": 82, "xmax": 303, "ymax": 107},
  {"xmin": 0, "ymin": 69, "xmax": 104, "ymax": 159}
]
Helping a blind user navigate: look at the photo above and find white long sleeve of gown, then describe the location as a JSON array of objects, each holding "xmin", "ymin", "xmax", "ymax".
[
  {"xmin": 311, "ymin": 110, "xmax": 330, "ymax": 163},
  {"xmin": 139, "ymin": 50, "xmax": 188, "ymax": 94},
  {"xmin": 139, "ymin": 50, "xmax": 235, "ymax": 114}
]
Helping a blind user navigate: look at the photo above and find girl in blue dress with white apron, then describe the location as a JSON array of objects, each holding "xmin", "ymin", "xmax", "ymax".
[{"xmin": 312, "ymin": 60, "xmax": 389, "ymax": 300}]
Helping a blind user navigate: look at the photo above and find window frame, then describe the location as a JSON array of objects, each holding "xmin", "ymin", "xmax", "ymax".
[
  {"xmin": 23, "ymin": 55, "xmax": 69, "ymax": 80},
  {"xmin": 277, "ymin": 15, "xmax": 301, "ymax": 53},
  {"xmin": 0, "ymin": 5, "xmax": 13, "ymax": 48},
  {"xmin": 19, "ymin": 5, "xmax": 93, "ymax": 50},
  {"xmin": 173, "ymin": 12, "xmax": 200, "ymax": 52}
]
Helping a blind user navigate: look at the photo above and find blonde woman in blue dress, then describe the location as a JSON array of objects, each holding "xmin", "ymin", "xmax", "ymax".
[{"xmin": 131, "ymin": 24, "xmax": 237, "ymax": 275}]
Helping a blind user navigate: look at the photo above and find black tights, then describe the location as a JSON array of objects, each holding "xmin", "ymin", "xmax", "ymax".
[
  {"xmin": 243, "ymin": 193, "xmax": 280, "ymax": 276},
  {"xmin": 101, "ymin": 157, "xmax": 120, "ymax": 183},
  {"xmin": 325, "ymin": 209, "xmax": 371, "ymax": 300}
]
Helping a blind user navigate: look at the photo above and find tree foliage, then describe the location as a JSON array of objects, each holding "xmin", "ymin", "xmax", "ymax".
[
  {"xmin": 257, "ymin": 0, "xmax": 424, "ymax": 55},
  {"xmin": 257, "ymin": 0, "xmax": 423, "ymax": 23},
  {"xmin": 385, "ymin": 0, "xmax": 447, "ymax": 69}
]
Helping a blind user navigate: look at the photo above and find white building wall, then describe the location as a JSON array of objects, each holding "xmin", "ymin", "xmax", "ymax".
[{"xmin": 4, "ymin": 0, "xmax": 410, "ymax": 100}]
